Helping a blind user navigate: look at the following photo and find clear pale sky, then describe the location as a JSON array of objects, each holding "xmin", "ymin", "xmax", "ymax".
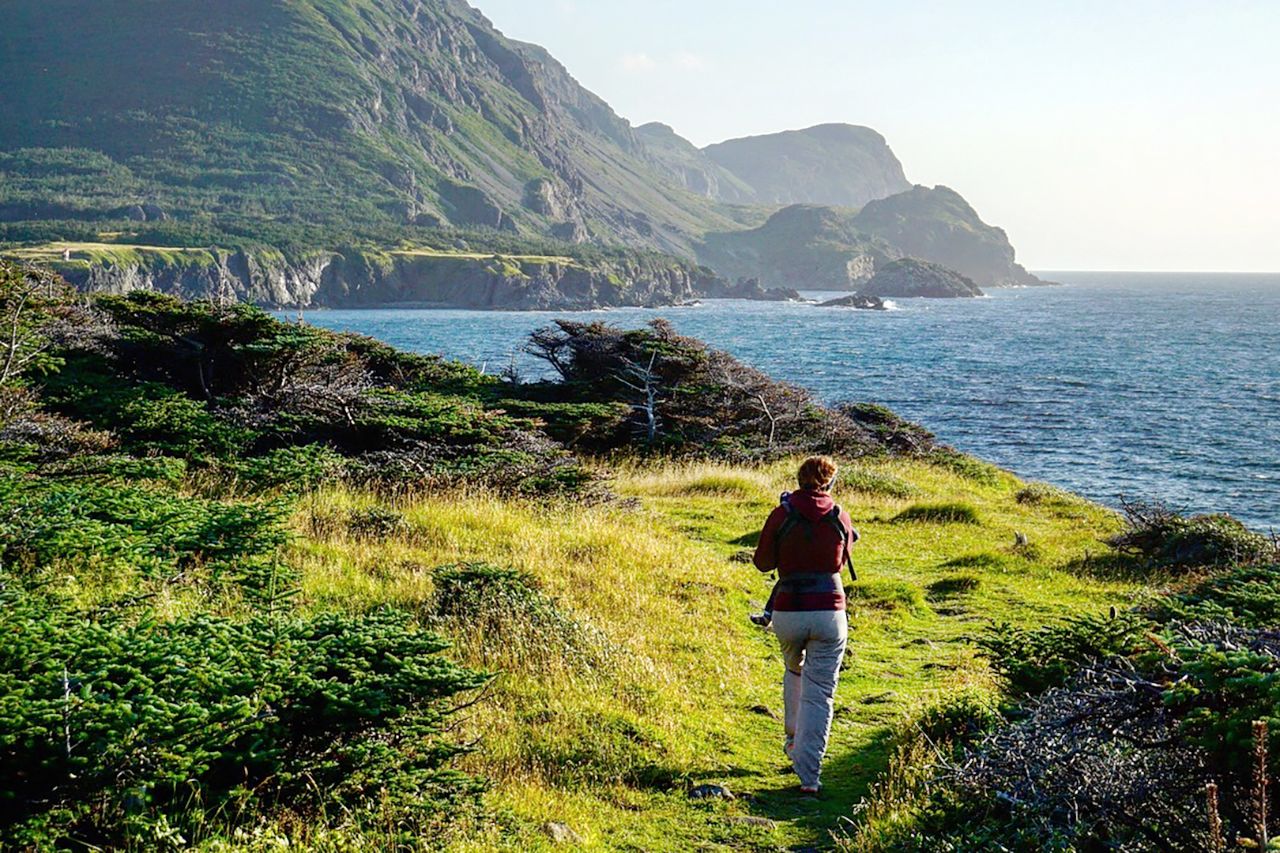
[{"xmin": 475, "ymin": 0, "xmax": 1279, "ymax": 272}]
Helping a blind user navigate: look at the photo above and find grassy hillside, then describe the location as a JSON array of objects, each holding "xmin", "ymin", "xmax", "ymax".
[{"xmin": 288, "ymin": 457, "xmax": 1137, "ymax": 850}]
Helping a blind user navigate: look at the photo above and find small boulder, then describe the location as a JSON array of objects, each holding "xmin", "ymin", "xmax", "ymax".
[
  {"xmin": 690, "ymin": 783, "xmax": 735, "ymax": 800},
  {"xmin": 544, "ymin": 822, "xmax": 584, "ymax": 844}
]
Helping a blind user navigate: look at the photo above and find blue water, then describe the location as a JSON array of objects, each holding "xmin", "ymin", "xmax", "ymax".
[{"xmin": 289, "ymin": 272, "xmax": 1280, "ymax": 529}]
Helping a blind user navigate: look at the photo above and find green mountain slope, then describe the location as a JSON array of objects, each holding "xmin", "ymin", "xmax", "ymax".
[{"xmin": 0, "ymin": 0, "xmax": 741, "ymax": 255}]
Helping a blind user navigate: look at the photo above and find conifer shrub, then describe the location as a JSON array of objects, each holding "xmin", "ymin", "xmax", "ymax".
[
  {"xmin": 837, "ymin": 403, "xmax": 937, "ymax": 456},
  {"xmin": 523, "ymin": 319, "xmax": 889, "ymax": 458},
  {"xmin": 979, "ymin": 611, "xmax": 1151, "ymax": 697},
  {"xmin": 0, "ymin": 475, "xmax": 289, "ymax": 596},
  {"xmin": 1155, "ymin": 562, "xmax": 1280, "ymax": 626},
  {"xmin": 0, "ymin": 584, "xmax": 487, "ymax": 849},
  {"xmin": 1108, "ymin": 501, "xmax": 1273, "ymax": 570}
]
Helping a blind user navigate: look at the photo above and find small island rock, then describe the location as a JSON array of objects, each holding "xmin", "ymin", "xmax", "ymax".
[{"xmin": 818, "ymin": 292, "xmax": 887, "ymax": 310}]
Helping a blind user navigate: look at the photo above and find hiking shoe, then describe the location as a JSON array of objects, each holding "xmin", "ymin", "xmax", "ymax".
[
  {"xmin": 799, "ymin": 784, "xmax": 822, "ymax": 797},
  {"xmin": 749, "ymin": 613, "xmax": 771, "ymax": 628}
]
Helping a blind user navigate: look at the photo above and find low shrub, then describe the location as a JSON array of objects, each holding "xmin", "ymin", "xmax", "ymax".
[
  {"xmin": 0, "ymin": 585, "xmax": 487, "ymax": 850},
  {"xmin": 894, "ymin": 502, "xmax": 981, "ymax": 525},
  {"xmin": 346, "ymin": 506, "xmax": 410, "ymax": 540},
  {"xmin": 911, "ymin": 690, "xmax": 1000, "ymax": 750},
  {"xmin": 979, "ymin": 610, "xmax": 1151, "ymax": 697},
  {"xmin": 0, "ymin": 476, "xmax": 289, "ymax": 595},
  {"xmin": 841, "ymin": 467, "xmax": 918, "ymax": 499},
  {"xmin": 942, "ymin": 552, "xmax": 1008, "ymax": 571},
  {"xmin": 1155, "ymin": 562, "xmax": 1280, "ymax": 626},
  {"xmin": 929, "ymin": 448, "xmax": 1004, "ymax": 486},
  {"xmin": 927, "ymin": 574, "xmax": 981, "ymax": 598},
  {"xmin": 1108, "ymin": 501, "xmax": 1273, "ymax": 570},
  {"xmin": 837, "ymin": 403, "xmax": 936, "ymax": 456},
  {"xmin": 1014, "ymin": 482, "xmax": 1087, "ymax": 514}
]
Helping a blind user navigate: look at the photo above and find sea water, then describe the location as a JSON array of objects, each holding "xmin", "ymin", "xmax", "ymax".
[{"xmin": 288, "ymin": 272, "xmax": 1280, "ymax": 529}]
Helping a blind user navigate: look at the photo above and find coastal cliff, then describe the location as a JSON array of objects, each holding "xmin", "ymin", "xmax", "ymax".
[{"xmin": 25, "ymin": 244, "xmax": 722, "ymax": 310}]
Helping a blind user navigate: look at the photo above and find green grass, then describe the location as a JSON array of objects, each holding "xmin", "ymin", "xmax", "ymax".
[
  {"xmin": 3, "ymin": 241, "xmax": 218, "ymax": 272},
  {"xmin": 892, "ymin": 501, "xmax": 982, "ymax": 525},
  {"xmin": 269, "ymin": 454, "xmax": 1144, "ymax": 850}
]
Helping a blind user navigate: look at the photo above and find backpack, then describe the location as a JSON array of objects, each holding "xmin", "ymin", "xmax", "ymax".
[{"xmin": 773, "ymin": 497, "xmax": 858, "ymax": 580}]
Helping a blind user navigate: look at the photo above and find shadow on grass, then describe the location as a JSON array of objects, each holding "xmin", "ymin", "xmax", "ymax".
[
  {"xmin": 1059, "ymin": 550, "xmax": 1156, "ymax": 582},
  {"xmin": 740, "ymin": 726, "xmax": 899, "ymax": 847},
  {"xmin": 730, "ymin": 530, "xmax": 762, "ymax": 548}
]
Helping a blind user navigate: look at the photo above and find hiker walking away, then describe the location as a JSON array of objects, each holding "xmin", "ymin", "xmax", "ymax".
[{"xmin": 752, "ymin": 456, "xmax": 858, "ymax": 794}]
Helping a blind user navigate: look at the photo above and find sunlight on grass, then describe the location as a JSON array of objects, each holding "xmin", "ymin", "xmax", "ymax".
[{"xmin": 277, "ymin": 454, "xmax": 1139, "ymax": 849}]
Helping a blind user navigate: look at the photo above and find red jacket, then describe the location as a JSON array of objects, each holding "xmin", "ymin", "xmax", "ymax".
[{"xmin": 753, "ymin": 489, "xmax": 856, "ymax": 611}]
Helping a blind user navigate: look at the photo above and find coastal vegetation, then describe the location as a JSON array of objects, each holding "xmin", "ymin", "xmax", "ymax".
[{"xmin": 2, "ymin": 256, "xmax": 1275, "ymax": 850}]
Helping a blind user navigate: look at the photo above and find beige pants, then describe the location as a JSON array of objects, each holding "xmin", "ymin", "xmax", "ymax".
[{"xmin": 772, "ymin": 609, "xmax": 848, "ymax": 789}]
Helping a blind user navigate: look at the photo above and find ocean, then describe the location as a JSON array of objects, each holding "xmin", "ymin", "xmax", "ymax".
[{"xmin": 288, "ymin": 272, "xmax": 1280, "ymax": 530}]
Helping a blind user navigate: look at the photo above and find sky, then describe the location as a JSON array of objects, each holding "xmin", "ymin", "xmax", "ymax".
[{"xmin": 475, "ymin": 0, "xmax": 1280, "ymax": 272}]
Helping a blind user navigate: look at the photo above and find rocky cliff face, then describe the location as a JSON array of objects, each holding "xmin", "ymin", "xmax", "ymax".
[
  {"xmin": 701, "ymin": 125, "xmax": 912, "ymax": 208},
  {"xmin": 55, "ymin": 250, "xmax": 722, "ymax": 311}
]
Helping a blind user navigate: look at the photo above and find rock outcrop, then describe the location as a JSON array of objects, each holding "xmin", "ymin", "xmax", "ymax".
[
  {"xmin": 860, "ymin": 258, "xmax": 984, "ymax": 298},
  {"xmin": 698, "ymin": 276, "xmax": 803, "ymax": 301},
  {"xmin": 818, "ymin": 293, "xmax": 887, "ymax": 310},
  {"xmin": 699, "ymin": 187, "xmax": 1047, "ymax": 291}
]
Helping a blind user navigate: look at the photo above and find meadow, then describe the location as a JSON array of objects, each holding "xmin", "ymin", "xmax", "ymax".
[{"xmin": 277, "ymin": 456, "xmax": 1136, "ymax": 850}]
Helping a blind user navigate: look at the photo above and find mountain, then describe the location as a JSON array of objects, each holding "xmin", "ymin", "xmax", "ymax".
[
  {"xmin": 702, "ymin": 124, "xmax": 912, "ymax": 208},
  {"xmin": 0, "ymin": 0, "xmax": 742, "ymax": 256},
  {"xmin": 633, "ymin": 123, "xmax": 759, "ymax": 204},
  {"xmin": 0, "ymin": 0, "xmax": 1042, "ymax": 307},
  {"xmin": 698, "ymin": 187, "xmax": 1045, "ymax": 290}
]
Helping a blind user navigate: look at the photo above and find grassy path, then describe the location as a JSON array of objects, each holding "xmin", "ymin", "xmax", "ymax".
[{"xmin": 289, "ymin": 457, "xmax": 1147, "ymax": 850}]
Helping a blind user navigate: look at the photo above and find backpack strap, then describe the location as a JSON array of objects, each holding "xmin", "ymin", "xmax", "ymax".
[
  {"xmin": 773, "ymin": 506, "xmax": 804, "ymax": 569},
  {"xmin": 824, "ymin": 505, "xmax": 859, "ymax": 581}
]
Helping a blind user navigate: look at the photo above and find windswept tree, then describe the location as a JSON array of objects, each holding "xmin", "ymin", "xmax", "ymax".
[
  {"xmin": 524, "ymin": 318, "xmax": 890, "ymax": 457},
  {"xmin": 0, "ymin": 260, "xmax": 97, "ymax": 386}
]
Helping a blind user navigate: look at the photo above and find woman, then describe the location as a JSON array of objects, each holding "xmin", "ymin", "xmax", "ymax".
[{"xmin": 752, "ymin": 456, "xmax": 858, "ymax": 794}]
